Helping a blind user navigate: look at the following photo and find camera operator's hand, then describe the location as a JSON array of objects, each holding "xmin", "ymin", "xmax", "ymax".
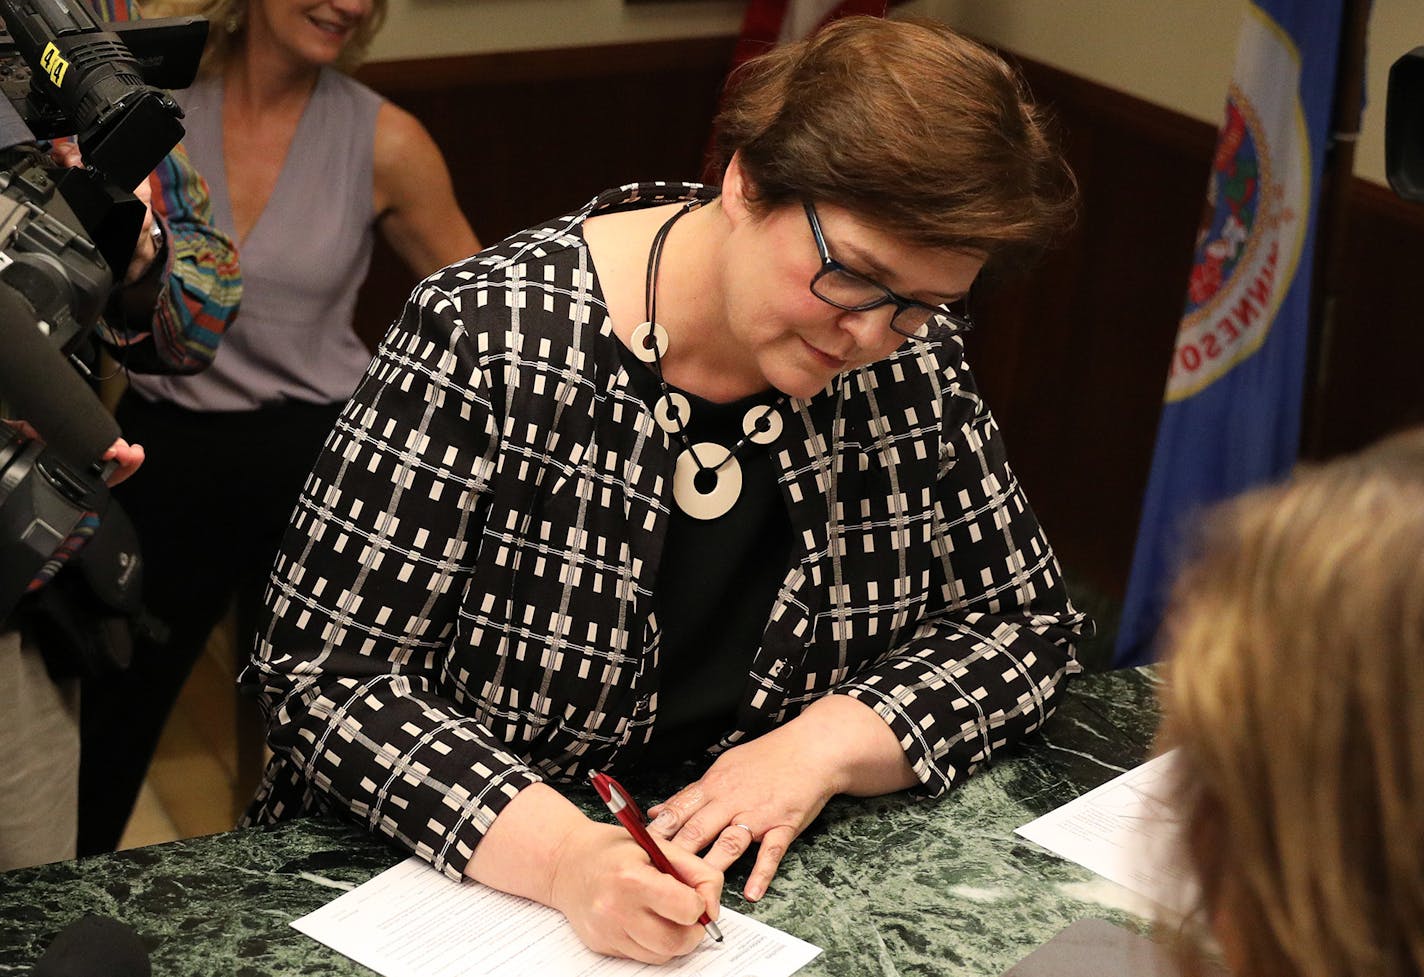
[
  {"xmin": 49, "ymin": 141, "xmax": 163, "ymax": 285},
  {"xmin": 102, "ymin": 438, "xmax": 144, "ymax": 486},
  {"xmin": 2, "ymin": 421, "xmax": 144, "ymax": 486},
  {"xmin": 1, "ymin": 419, "xmax": 40, "ymax": 441}
]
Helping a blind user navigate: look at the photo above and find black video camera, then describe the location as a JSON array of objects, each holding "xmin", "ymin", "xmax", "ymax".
[
  {"xmin": 1387, "ymin": 48, "xmax": 1424, "ymax": 203},
  {"xmin": 0, "ymin": 0, "xmax": 207, "ymax": 625}
]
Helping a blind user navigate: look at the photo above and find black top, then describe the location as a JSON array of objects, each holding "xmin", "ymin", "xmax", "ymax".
[{"xmin": 614, "ymin": 342, "xmax": 792, "ymax": 767}]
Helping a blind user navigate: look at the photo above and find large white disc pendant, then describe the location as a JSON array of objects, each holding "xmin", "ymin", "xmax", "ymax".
[
  {"xmin": 654, "ymin": 392, "xmax": 692, "ymax": 435},
  {"xmin": 742, "ymin": 404, "xmax": 783, "ymax": 444},
  {"xmin": 673, "ymin": 443, "xmax": 743, "ymax": 520},
  {"xmin": 630, "ymin": 320, "xmax": 668, "ymax": 364}
]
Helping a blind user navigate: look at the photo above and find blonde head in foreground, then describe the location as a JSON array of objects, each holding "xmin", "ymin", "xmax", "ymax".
[{"xmin": 1156, "ymin": 427, "xmax": 1424, "ymax": 977}]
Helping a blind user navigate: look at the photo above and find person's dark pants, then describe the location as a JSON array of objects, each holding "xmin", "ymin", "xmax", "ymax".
[{"xmin": 76, "ymin": 394, "xmax": 342, "ymax": 855}]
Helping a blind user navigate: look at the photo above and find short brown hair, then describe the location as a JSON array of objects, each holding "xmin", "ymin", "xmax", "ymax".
[
  {"xmin": 711, "ymin": 16, "xmax": 1077, "ymax": 270},
  {"xmin": 144, "ymin": 0, "xmax": 388, "ymax": 75},
  {"xmin": 1156, "ymin": 427, "xmax": 1424, "ymax": 977}
]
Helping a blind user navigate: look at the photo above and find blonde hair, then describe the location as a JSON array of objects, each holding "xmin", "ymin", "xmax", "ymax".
[
  {"xmin": 711, "ymin": 16, "xmax": 1077, "ymax": 271},
  {"xmin": 1155, "ymin": 428, "xmax": 1424, "ymax": 977},
  {"xmin": 145, "ymin": 0, "xmax": 388, "ymax": 75}
]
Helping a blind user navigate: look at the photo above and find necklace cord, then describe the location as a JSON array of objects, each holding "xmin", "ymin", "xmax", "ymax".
[
  {"xmin": 641, "ymin": 199, "xmax": 786, "ymax": 492},
  {"xmin": 643, "ymin": 202, "xmax": 714, "ymax": 473}
]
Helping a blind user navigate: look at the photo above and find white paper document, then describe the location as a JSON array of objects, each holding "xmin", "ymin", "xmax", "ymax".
[
  {"xmin": 1014, "ymin": 750, "xmax": 1193, "ymax": 908},
  {"xmin": 292, "ymin": 856, "xmax": 822, "ymax": 977}
]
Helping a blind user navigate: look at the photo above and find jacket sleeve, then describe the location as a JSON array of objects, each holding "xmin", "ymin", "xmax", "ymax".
[
  {"xmin": 836, "ymin": 371, "xmax": 1090, "ymax": 797},
  {"xmin": 88, "ymin": 0, "xmax": 242, "ymax": 373},
  {"xmin": 239, "ymin": 282, "xmax": 542, "ymax": 880}
]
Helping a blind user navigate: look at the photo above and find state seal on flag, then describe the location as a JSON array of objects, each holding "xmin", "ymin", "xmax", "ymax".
[{"xmin": 1165, "ymin": 12, "xmax": 1311, "ymax": 401}]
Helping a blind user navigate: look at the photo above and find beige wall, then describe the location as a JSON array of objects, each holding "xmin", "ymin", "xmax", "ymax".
[
  {"xmin": 931, "ymin": 0, "xmax": 1240, "ymax": 126},
  {"xmin": 365, "ymin": 0, "xmax": 937, "ymax": 58},
  {"xmin": 929, "ymin": 0, "xmax": 1421, "ymax": 189},
  {"xmin": 366, "ymin": 0, "xmax": 742, "ymax": 60},
  {"xmin": 366, "ymin": 0, "xmax": 1422, "ymax": 187},
  {"xmin": 1360, "ymin": 1, "xmax": 1422, "ymax": 189}
]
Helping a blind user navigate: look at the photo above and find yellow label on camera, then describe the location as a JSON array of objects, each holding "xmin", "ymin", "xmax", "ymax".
[{"xmin": 40, "ymin": 43, "xmax": 70, "ymax": 87}]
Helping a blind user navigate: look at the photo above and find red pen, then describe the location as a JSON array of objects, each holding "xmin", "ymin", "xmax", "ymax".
[{"xmin": 588, "ymin": 770, "xmax": 724, "ymax": 943}]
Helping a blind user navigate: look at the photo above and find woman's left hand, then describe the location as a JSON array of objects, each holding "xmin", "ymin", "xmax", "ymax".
[
  {"xmin": 647, "ymin": 694, "xmax": 920, "ymax": 903},
  {"xmin": 50, "ymin": 140, "xmax": 161, "ymax": 284},
  {"xmin": 645, "ymin": 716, "xmax": 845, "ymax": 903}
]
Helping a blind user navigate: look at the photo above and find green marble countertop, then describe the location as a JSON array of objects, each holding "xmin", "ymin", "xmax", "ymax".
[{"xmin": 0, "ymin": 667, "xmax": 1160, "ymax": 976}]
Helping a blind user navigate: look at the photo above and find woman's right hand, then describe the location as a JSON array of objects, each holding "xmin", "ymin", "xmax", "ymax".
[
  {"xmin": 548, "ymin": 820, "xmax": 723, "ymax": 963},
  {"xmin": 464, "ymin": 782, "xmax": 722, "ymax": 964},
  {"xmin": 48, "ymin": 140, "xmax": 162, "ymax": 285}
]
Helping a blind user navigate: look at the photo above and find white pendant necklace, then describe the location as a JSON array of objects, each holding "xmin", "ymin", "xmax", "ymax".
[{"xmin": 639, "ymin": 203, "xmax": 786, "ymax": 521}]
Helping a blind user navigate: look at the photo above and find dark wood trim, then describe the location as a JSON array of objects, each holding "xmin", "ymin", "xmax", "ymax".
[
  {"xmin": 1313, "ymin": 175, "xmax": 1424, "ymax": 454},
  {"xmin": 356, "ymin": 35, "xmax": 1219, "ymax": 153},
  {"xmin": 1012, "ymin": 55, "xmax": 1219, "ymax": 159},
  {"xmin": 356, "ymin": 34, "xmax": 740, "ymax": 92},
  {"xmin": 1350, "ymin": 171, "xmax": 1424, "ymax": 223}
]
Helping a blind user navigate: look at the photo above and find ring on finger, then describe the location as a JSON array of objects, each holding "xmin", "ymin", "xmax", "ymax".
[{"xmin": 731, "ymin": 822, "xmax": 754, "ymax": 837}]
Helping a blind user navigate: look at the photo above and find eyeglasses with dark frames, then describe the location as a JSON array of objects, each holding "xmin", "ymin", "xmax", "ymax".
[{"xmin": 803, "ymin": 201, "xmax": 973, "ymax": 342}]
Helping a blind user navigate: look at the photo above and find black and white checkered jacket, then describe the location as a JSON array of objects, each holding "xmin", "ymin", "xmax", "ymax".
[{"xmin": 242, "ymin": 184, "xmax": 1089, "ymax": 880}]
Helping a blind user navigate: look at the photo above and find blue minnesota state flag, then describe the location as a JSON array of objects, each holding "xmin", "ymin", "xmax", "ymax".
[{"xmin": 1114, "ymin": 0, "xmax": 1349, "ymax": 667}]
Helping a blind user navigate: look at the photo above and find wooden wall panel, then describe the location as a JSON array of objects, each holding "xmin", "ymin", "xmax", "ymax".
[
  {"xmin": 965, "ymin": 58, "xmax": 1215, "ymax": 599},
  {"xmin": 351, "ymin": 38, "xmax": 1424, "ymax": 600},
  {"xmin": 1313, "ymin": 180, "xmax": 1424, "ymax": 452},
  {"xmin": 351, "ymin": 37, "xmax": 738, "ymax": 348}
]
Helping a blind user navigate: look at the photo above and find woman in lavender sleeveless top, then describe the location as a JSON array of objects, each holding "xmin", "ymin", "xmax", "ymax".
[{"xmin": 78, "ymin": 0, "xmax": 481, "ymax": 854}]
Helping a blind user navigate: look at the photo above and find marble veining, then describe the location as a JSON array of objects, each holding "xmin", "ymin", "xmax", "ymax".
[{"xmin": 0, "ymin": 668, "xmax": 1160, "ymax": 976}]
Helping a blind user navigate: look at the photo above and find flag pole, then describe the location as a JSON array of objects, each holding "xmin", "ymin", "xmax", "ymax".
[{"xmin": 1301, "ymin": 0, "xmax": 1372, "ymax": 459}]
